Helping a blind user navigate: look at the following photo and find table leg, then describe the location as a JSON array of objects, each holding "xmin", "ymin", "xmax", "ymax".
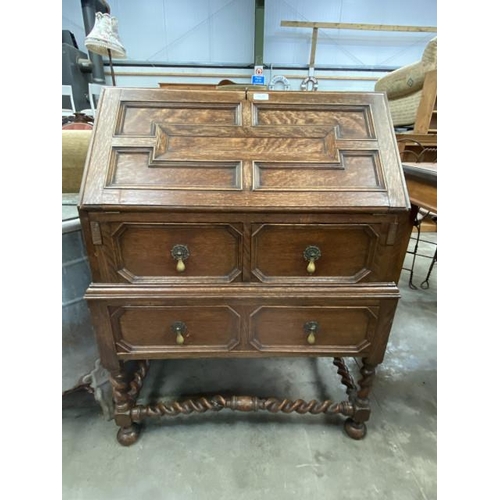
[
  {"xmin": 344, "ymin": 358, "xmax": 377, "ymax": 440},
  {"xmin": 110, "ymin": 361, "xmax": 149, "ymax": 446}
]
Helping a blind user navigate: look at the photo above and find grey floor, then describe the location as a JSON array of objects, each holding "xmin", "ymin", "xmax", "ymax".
[{"xmin": 62, "ymin": 232, "xmax": 437, "ymax": 500}]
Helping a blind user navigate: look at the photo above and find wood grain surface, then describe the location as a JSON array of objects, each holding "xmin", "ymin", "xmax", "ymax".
[{"xmin": 78, "ymin": 89, "xmax": 413, "ymax": 443}]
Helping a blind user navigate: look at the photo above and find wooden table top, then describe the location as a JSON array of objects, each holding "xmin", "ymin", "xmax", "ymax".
[
  {"xmin": 402, "ymin": 162, "xmax": 437, "ymax": 214},
  {"xmin": 402, "ymin": 162, "xmax": 437, "ymax": 184}
]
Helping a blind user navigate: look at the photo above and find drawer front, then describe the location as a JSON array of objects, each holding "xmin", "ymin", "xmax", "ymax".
[
  {"xmin": 249, "ymin": 305, "xmax": 378, "ymax": 353},
  {"xmin": 251, "ymin": 224, "xmax": 380, "ymax": 283},
  {"xmin": 111, "ymin": 305, "xmax": 241, "ymax": 354},
  {"xmin": 86, "ymin": 285, "xmax": 399, "ymax": 364},
  {"xmin": 103, "ymin": 222, "xmax": 243, "ymax": 283}
]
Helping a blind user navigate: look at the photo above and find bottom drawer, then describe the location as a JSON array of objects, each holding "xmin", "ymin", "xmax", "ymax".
[
  {"xmin": 249, "ymin": 306, "xmax": 377, "ymax": 352},
  {"xmin": 86, "ymin": 285, "xmax": 399, "ymax": 361}
]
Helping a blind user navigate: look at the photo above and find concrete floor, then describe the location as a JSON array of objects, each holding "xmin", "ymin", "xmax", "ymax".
[{"xmin": 62, "ymin": 232, "xmax": 437, "ymax": 500}]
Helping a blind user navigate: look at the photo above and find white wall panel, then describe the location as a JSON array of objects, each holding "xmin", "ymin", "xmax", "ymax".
[
  {"xmin": 62, "ymin": 0, "xmax": 437, "ymax": 90},
  {"xmin": 108, "ymin": 1, "xmax": 166, "ymax": 61},
  {"xmin": 338, "ymin": 0, "xmax": 437, "ymax": 26},
  {"xmin": 64, "ymin": 0, "xmax": 255, "ymax": 64},
  {"xmin": 210, "ymin": 0, "xmax": 255, "ymax": 63},
  {"xmin": 163, "ymin": 0, "xmax": 211, "ymax": 61},
  {"xmin": 265, "ymin": 0, "xmax": 437, "ymax": 68},
  {"xmin": 63, "ymin": 0, "xmax": 436, "ymax": 67}
]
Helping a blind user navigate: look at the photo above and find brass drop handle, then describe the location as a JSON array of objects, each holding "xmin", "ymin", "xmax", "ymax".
[
  {"xmin": 304, "ymin": 321, "xmax": 319, "ymax": 345},
  {"xmin": 171, "ymin": 321, "xmax": 187, "ymax": 345},
  {"xmin": 303, "ymin": 246, "xmax": 321, "ymax": 275},
  {"xmin": 171, "ymin": 244, "xmax": 190, "ymax": 273},
  {"xmin": 307, "ymin": 259, "xmax": 316, "ymax": 274}
]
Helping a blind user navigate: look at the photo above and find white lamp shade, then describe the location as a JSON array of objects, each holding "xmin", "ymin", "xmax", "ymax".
[{"xmin": 85, "ymin": 12, "xmax": 127, "ymax": 58}]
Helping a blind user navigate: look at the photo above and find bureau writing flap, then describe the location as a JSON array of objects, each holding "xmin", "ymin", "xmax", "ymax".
[{"xmin": 79, "ymin": 88, "xmax": 409, "ymax": 212}]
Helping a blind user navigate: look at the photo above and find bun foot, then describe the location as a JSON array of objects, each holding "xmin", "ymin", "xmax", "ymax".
[
  {"xmin": 344, "ymin": 418, "xmax": 367, "ymax": 440},
  {"xmin": 117, "ymin": 424, "xmax": 141, "ymax": 446}
]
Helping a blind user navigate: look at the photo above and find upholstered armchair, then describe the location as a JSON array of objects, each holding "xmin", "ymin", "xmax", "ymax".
[{"xmin": 375, "ymin": 37, "xmax": 437, "ymax": 130}]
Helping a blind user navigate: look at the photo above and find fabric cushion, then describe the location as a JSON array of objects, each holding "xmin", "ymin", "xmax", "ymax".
[
  {"xmin": 62, "ymin": 130, "xmax": 93, "ymax": 193},
  {"xmin": 375, "ymin": 61, "xmax": 426, "ymax": 99},
  {"xmin": 374, "ymin": 37, "xmax": 437, "ymax": 100},
  {"xmin": 387, "ymin": 90, "xmax": 423, "ymax": 127}
]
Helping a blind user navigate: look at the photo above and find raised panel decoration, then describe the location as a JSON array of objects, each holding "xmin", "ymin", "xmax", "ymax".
[
  {"xmin": 111, "ymin": 305, "xmax": 241, "ymax": 354},
  {"xmin": 252, "ymin": 104, "xmax": 376, "ymax": 140},
  {"xmin": 251, "ymin": 223, "xmax": 380, "ymax": 283},
  {"xmin": 116, "ymin": 102, "xmax": 242, "ymax": 136},
  {"xmin": 107, "ymin": 148, "xmax": 242, "ymax": 191},
  {"xmin": 79, "ymin": 89, "xmax": 408, "ymax": 209},
  {"xmin": 109, "ymin": 101, "xmax": 245, "ymax": 191},
  {"xmin": 254, "ymin": 152, "xmax": 383, "ymax": 191},
  {"xmin": 151, "ymin": 124, "xmax": 342, "ymax": 162},
  {"xmin": 108, "ymin": 223, "xmax": 243, "ymax": 284},
  {"xmin": 249, "ymin": 305, "xmax": 378, "ymax": 353},
  {"xmin": 251, "ymin": 102, "xmax": 385, "ymax": 192}
]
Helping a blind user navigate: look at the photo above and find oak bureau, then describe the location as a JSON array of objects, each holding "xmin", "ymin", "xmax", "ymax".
[{"xmin": 78, "ymin": 88, "xmax": 412, "ymax": 446}]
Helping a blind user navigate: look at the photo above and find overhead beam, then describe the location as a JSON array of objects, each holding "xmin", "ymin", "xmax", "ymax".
[
  {"xmin": 254, "ymin": 0, "xmax": 265, "ymax": 66},
  {"xmin": 281, "ymin": 21, "xmax": 437, "ymax": 33}
]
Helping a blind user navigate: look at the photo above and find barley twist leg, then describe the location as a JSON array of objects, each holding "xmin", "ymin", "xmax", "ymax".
[
  {"xmin": 110, "ymin": 362, "xmax": 148, "ymax": 446},
  {"xmin": 344, "ymin": 358, "xmax": 377, "ymax": 440}
]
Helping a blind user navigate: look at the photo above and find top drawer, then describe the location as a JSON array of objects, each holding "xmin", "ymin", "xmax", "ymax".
[
  {"xmin": 95, "ymin": 222, "xmax": 243, "ymax": 284},
  {"xmin": 251, "ymin": 223, "xmax": 381, "ymax": 283},
  {"xmin": 84, "ymin": 213, "xmax": 407, "ymax": 285}
]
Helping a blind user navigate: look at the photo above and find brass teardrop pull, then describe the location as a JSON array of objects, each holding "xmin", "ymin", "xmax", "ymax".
[
  {"xmin": 306, "ymin": 259, "xmax": 316, "ymax": 274},
  {"xmin": 304, "ymin": 321, "xmax": 319, "ymax": 345},
  {"xmin": 171, "ymin": 244, "xmax": 189, "ymax": 273},
  {"xmin": 303, "ymin": 246, "xmax": 321, "ymax": 275},
  {"xmin": 176, "ymin": 259, "xmax": 186, "ymax": 273},
  {"xmin": 171, "ymin": 321, "xmax": 187, "ymax": 345}
]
